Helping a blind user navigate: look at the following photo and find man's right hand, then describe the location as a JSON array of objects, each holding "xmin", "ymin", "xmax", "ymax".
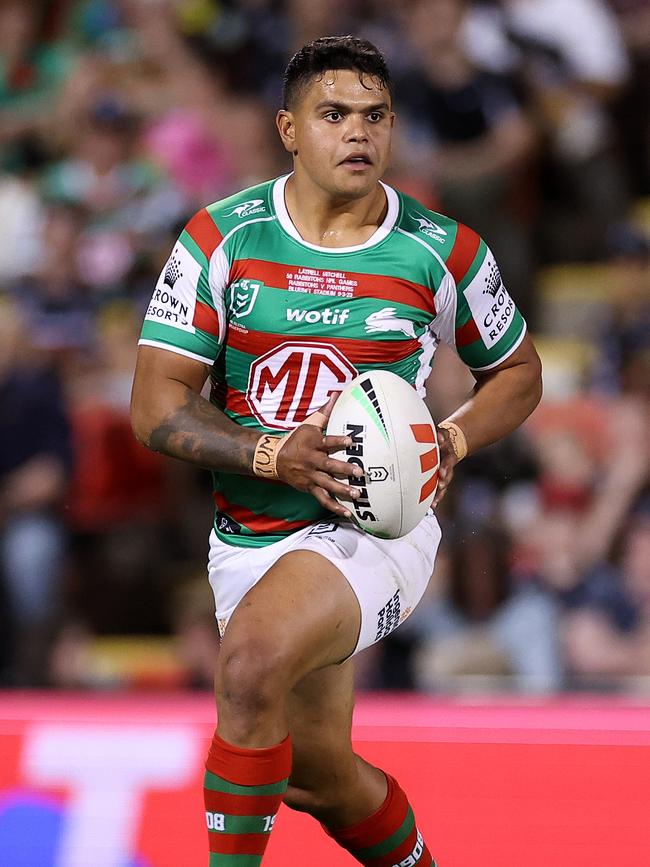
[{"xmin": 274, "ymin": 395, "xmax": 362, "ymax": 518}]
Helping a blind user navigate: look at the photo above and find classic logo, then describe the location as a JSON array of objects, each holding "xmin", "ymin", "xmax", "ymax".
[
  {"xmin": 365, "ymin": 307, "xmax": 417, "ymax": 339},
  {"xmin": 412, "ymin": 212, "xmax": 447, "ymax": 243},
  {"xmin": 247, "ymin": 342, "xmax": 356, "ymax": 430},
  {"xmin": 224, "ymin": 198, "xmax": 266, "ymax": 218},
  {"xmin": 231, "ymin": 279, "xmax": 261, "ymax": 319}
]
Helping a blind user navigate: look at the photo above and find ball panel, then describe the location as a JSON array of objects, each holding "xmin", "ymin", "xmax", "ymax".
[{"xmin": 326, "ymin": 370, "xmax": 439, "ymax": 539}]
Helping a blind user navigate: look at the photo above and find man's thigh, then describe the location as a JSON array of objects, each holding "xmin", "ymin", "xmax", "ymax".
[
  {"xmin": 210, "ymin": 515, "xmax": 441, "ymax": 659},
  {"xmin": 219, "ymin": 548, "xmax": 362, "ymax": 682}
]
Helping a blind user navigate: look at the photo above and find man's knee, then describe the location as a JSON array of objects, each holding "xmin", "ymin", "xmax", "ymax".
[{"xmin": 215, "ymin": 632, "xmax": 295, "ymax": 718}]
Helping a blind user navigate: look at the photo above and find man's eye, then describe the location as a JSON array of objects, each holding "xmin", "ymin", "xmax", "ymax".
[
  {"xmin": 368, "ymin": 112, "xmax": 383, "ymax": 122},
  {"xmin": 325, "ymin": 111, "xmax": 342, "ymax": 121}
]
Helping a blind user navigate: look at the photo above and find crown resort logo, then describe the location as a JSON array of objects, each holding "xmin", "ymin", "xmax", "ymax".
[
  {"xmin": 483, "ymin": 260, "xmax": 503, "ymax": 298},
  {"xmin": 163, "ymin": 255, "xmax": 183, "ymax": 290}
]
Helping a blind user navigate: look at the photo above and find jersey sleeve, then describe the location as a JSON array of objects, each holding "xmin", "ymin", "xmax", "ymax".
[
  {"xmin": 139, "ymin": 209, "xmax": 228, "ymax": 364},
  {"xmin": 436, "ymin": 224, "xmax": 527, "ymax": 370}
]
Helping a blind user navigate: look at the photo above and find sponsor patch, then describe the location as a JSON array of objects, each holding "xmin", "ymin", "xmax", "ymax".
[
  {"xmin": 224, "ymin": 198, "xmax": 266, "ymax": 218},
  {"xmin": 375, "ymin": 590, "xmax": 401, "ymax": 641},
  {"xmin": 145, "ymin": 242, "xmax": 200, "ymax": 332},
  {"xmin": 412, "ymin": 212, "xmax": 447, "ymax": 243},
  {"xmin": 463, "ymin": 255, "xmax": 515, "ymax": 349}
]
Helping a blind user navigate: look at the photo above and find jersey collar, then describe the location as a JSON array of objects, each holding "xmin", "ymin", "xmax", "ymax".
[{"xmin": 272, "ymin": 173, "xmax": 399, "ymax": 254}]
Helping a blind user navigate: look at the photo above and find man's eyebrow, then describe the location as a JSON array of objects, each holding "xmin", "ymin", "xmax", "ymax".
[{"xmin": 314, "ymin": 100, "xmax": 390, "ymax": 113}]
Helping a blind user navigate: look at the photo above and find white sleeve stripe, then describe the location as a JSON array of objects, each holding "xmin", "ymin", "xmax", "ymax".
[
  {"xmin": 467, "ymin": 321, "xmax": 528, "ymax": 371},
  {"xmin": 138, "ymin": 339, "xmax": 214, "ymax": 365},
  {"xmin": 207, "ymin": 215, "xmax": 277, "ymax": 345}
]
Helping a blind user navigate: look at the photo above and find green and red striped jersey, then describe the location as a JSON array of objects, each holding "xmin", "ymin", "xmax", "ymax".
[{"xmin": 139, "ymin": 175, "xmax": 526, "ymax": 547}]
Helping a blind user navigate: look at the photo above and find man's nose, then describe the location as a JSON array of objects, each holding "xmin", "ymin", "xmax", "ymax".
[{"xmin": 344, "ymin": 116, "xmax": 369, "ymax": 142}]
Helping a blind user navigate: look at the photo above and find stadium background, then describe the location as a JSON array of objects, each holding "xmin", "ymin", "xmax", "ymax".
[{"xmin": 0, "ymin": 1, "xmax": 649, "ymax": 865}]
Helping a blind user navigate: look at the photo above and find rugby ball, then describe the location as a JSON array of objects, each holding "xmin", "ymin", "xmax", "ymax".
[{"xmin": 326, "ymin": 370, "xmax": 439, "ymax": 539}]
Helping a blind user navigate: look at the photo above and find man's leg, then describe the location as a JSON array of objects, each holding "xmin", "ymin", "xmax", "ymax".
[
  {"xmin": 204, "ymin": 548, "xmax": 362, "ymax": 864},
  {"xmin": 284, "ymin": 661, "xmax": 437, "ymax": 866}
]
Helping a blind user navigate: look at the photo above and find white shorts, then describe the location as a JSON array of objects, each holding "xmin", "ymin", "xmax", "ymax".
[{"xmin": 207, "ymin": 514, "xmax": 442, "ymax": 656}]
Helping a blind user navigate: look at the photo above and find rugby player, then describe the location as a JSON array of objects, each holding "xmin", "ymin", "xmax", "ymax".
[{"xmin": 131, "ymin": 36, "xmax": 542, "ymax": 867}]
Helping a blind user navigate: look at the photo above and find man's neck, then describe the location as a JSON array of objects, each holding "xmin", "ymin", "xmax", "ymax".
[{"xmin": 284, "ymin": 171, "xmax": 387, "ymax": 248}]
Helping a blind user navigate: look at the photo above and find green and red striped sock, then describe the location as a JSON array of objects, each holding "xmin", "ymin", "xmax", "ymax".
[
  {"xmin": 204, "ymin": 732, "xmax": 291, "ymax": 865},
  {"xmin": 326, "ymin": 774, "xmax": 436, "ymax": 867}
]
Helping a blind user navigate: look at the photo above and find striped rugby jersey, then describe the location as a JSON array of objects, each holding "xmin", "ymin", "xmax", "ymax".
[{"xmin": 139, "ymin": 174, "xmax": 526, "ymax": 547}]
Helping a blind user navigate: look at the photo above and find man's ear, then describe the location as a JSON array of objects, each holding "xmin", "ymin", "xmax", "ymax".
[{"xmin": 276, "ymin": 110, "xmax": 297, "ymax": 155}]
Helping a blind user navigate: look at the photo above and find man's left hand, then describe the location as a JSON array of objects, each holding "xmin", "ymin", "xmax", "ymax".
[{"xmin": 433, "ymin": 426, "xmax": 458, "ymax": 507}]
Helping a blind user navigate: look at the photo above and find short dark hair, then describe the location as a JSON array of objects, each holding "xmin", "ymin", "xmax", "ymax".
[{"xmin": 282, "ymin": 36, "xmax": 392, "ymax": 110}]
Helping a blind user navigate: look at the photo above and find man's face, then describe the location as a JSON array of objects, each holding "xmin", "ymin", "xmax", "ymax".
[{"xmin": 277, "ymin": 69, "xmax": 395, "ymax": 200}]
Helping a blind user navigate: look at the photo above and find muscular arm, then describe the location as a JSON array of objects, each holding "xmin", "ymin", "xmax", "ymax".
[
  {"xmin": 131, "ymin": 345, "xmax": 259, "ymax": 473},
  {"xmin": 445, "ymin": 333, "xmax": 542, "ymax": 455},
  {"xmin": 130, "ymin": 345, "xmax": 358, "ymax": 516},
  {"xmin": 433, "ymin": 333, "xmax": 543, "ymax": 502}
]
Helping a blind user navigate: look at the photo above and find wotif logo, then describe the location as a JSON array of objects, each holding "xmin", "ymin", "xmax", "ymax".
[
  {"xmin": 225, "ymin": 199, "xmax": 266, "ymax": 218},
  {"xmin": 286, "ymin": 307, "xmax": 350, "ymax": 325}
]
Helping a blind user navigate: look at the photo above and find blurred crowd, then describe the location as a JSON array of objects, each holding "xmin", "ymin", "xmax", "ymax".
[{"xmin": 0, "ymin": 0, "xmax": 649, "ymax": 692}]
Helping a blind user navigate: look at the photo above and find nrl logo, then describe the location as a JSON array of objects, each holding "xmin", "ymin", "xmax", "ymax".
[
  {"xmin": 412, "ymin": 212, "xmax": 447, "ymax": 243},
  {"xmin": 224, "ymin": 198, "xmax": 266, "ymax": 219},
  {"xmin": 483, "ymin": 260, "xmax": 503, "ymax": 298},
  {"xmin": 231, "ymin": 279, "xmax": 261, "ymax": 319}
]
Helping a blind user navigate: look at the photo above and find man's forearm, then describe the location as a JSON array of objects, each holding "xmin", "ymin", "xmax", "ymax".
[
  {"xmin": 443, "ymin": 359, "xmax": 542, "ymax": 457},
  {"xmin": 134, "ymin": 383, "xmax": 260, "ymax": 474}
]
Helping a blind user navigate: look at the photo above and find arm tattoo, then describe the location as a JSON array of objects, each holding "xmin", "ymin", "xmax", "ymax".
[{"xmin": 148, "ymin": 388, "xmax": 258, "ymax": 474}]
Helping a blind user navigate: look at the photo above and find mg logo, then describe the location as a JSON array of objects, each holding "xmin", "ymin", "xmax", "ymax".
[{"xmin": 247, "ymin": 342, "xmax": 356, "ymax": 430}]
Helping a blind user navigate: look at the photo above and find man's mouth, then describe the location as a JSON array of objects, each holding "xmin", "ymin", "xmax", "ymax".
[{"xmin": 340, "ymin": 153, "xmax": 372, "ymax": 166}]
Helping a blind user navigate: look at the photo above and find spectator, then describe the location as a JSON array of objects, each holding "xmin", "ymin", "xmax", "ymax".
[
  {"xmin": 0, "ymin": 298, "xmax": 72, "ymax": 685},
  {"xmin": 468, "ymin": 0, "xmax": 631, "ymax": 260},
  {"xmin": 42, "ymin": 96, "xmax": 186, "ymax": 293},
  {"xmin": 411, "ymin": 525, "xmax": 562, "ymax": 693},
  {"xmin": 0, "ymin": 0, "xmax": 77, "ymax": 163},
  {"xmin": 11, "ymin": 202, "xmax": 95, "ymax": 357},
  {"xmin": 395, "ymin": 0, "xmax": 537, "ymax": 316},
  {"xmin": 591, "ymin": 224, "xmax": 650, "ymax": 396}
]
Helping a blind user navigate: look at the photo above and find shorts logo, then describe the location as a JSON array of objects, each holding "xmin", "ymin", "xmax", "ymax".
[
  {"xmin": 375, "ymin": 591, "xmax": 401, "ymax": 641},
  {"xmin": 224, "ymin": 198, "xmax": 266, "ymax": 218},
  {"xmin": 307, "ymin": 522, "xmax": 340, "ymax": 536},
  {"xmin": 247, "ymin": 342, "xmax": 356, "ymax": 430},
  {"xmin": 231, "ymin": 279, "xmax": 261, "ymax": 319}
]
